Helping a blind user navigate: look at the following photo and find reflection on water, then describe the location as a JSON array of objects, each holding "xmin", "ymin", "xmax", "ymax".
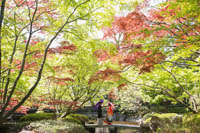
[{"xmin": 0, "ymin": 124, "xmax": 22, "ymax": 133}]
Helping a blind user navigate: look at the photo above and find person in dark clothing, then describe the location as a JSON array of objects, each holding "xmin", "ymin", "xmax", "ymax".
[
  {"xmin": 97, "ymin": 102, "xmax": 103, "ymax": 118},
  {"xmin": 95, "ymin": 99, "xmax": 104, "ymax": 125},
  {"xmin": 95, "ymin": 99, "xmax": 104, "ymax": 117}
]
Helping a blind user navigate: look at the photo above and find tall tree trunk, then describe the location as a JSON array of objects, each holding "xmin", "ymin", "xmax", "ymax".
[
  {"xmin": 0, "ymin": 0, "xmax": 7, "ymax": 122},
  {"xmin": 0, "ymin": 0, "xmax": 6, "ymax": 95}
]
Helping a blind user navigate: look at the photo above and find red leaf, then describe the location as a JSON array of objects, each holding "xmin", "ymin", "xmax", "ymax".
[{"xmin": 94, "ymin": 50, "xmax": 110, "ymax": 62}]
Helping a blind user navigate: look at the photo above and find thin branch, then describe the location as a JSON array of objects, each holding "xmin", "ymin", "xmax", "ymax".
[
  {"xmin": 14, "ymin": 0, "xmax": 27, "ymax": 7},
  {"xmin": 160, "ymin": 64, "xmax": 193, "ymax": 98},
  {"xmin": 162, "ymin": 60, "xmax": 200, "ymax": 67},
  {"xmin": 127, "ymin": 80, "xmax": 197, "ymax": 113},
  {"xmin": 62, "ymin": 30, "xmax": 88, "ymax": 43},
  {"xmin": 3, "ymin": 12, "xmax": 19, "ymax": 104}
]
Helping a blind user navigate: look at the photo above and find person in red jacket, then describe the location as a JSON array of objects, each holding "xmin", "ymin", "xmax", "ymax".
[{"xmin": 104, "ymin": 102, "xmax": 114, "ymax": 125}]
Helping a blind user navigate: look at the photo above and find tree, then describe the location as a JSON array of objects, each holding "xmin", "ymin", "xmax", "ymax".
[
  {"xmin": 0, "ymin": 0, "xmax": 101, "ymax": 123},
  {"xmin": 42, "ymin": 42, "xmax": 113, "ymax": 117},
  {"xmin": 129, "ymin": 63, "xmax": 200, "ymax": 113},
  {"xmin": 100, "ymin": 0, "xmax": 200, "ymax": 113},
  {"xmin": 134, "ymin": 0, "xmax": 200, "ymax": 112}
]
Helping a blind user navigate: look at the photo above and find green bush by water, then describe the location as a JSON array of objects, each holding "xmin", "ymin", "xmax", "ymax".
[
  {"xmin": 60, "ymin": 114, "xmax": 89, "ymax": 125},
  {"xmin": 68, "ymin": 114, "xmax": 89, "ymax": 123},
  {"xmin": 62, "ymin": 116, "xmax": 82, "ymax": 125},
  {"xmin": 20, "ymin": 113, "xmax": 55, "ymax": 121},
  {"xmin": 182, "ymin": 113, "xmax": 200, "ymax": 131}
]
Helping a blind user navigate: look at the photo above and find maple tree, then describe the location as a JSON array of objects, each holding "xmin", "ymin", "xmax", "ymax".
[
  {"xmin": 0, "ymin": 0, "xmax": 110, "ymax": 123},
  {"xmin": 0, "ymin": 0, "xmax": 199, "ymax": 125},
  {"xmin": 101, "ymin": 0, "xmax": 200, "ymax": 72},
  {"xmin": 41, "ymin": 39, "xmax": 117, "ymax": 117},
  {"xmin": 102, "ymin": 9, "xmax": 165, "ymax": 73},
  {"xmin": 98, "ymin": 0, "xmax": 200, "ymax": 113},
  {"xmin": 133, "ymin": 0, "xmax": 200, "ymax": 113}
]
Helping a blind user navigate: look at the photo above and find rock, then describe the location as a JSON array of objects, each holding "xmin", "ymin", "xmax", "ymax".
[
  {"xmin": 171, "ymin": 114, "xmax": 182, "ymax": 124},
  {"xmin": 18, "ymin": 129, "xmax": 34, "ymax": 133},
  {"xmin": 149, "ymin": 116, "xmax": 162, "ymax": 131}
]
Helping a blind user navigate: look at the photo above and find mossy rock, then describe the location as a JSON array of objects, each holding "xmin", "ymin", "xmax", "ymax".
[
  {"xmin": 143, "ymin": 113, "xmax": 160, "ymax": 124},
  {"xmin": 157, "ymin": 127, "xmax": 191, "ymax": 133},
  {"xmin": 143, "ymin": 113, "xmax": 182, "ymax": 132},
  {"xmin": 20, "ymin": 113, "xmax": 56, "ymax": 121},
  {"xmin": 143, "ymin": 113, "xmax": 180, "ymax": 124}
]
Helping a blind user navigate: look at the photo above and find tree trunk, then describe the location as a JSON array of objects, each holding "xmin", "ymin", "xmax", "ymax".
[
  {"xmin": 0, "ymin": 0, "xmax": 7, "ymax": 100},
  {"xmin": 0, "ymin": 0, "xmax": 7, "ymax": 123}
]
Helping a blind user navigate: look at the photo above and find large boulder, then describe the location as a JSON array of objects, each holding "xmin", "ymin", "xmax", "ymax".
[
  {"xmin": 142, "ymin": 113, "xmax": 183, "ymax": 131},
  {"xmin": 149, "ymin": 116, "xmax": 162, "ymax": 131}
]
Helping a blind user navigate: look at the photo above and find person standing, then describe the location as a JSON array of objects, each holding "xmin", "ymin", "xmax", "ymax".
[
  {"xmin": 95, "ymin": 100, "xmax": 110, "ymax": 133},
  {"xmin": 95, "ymin": 99, "xmax": 104, "ymax": 125},
  {"xmin": 104, "ymin": 102, "xmax": 114, "ymax": 125}
]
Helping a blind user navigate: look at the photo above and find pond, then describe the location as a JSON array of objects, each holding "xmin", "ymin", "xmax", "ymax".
[{"xmin": 0, "ymin": 123, "xmax": 23, "ymax": 133}]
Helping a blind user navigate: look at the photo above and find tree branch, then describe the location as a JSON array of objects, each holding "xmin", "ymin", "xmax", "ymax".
[{"xmin": 160, "ymin": 64, "xmax": 193, "ymax": 98}]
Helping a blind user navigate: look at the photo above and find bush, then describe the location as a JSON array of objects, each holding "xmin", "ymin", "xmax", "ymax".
[
  {"xmin": 68, "ymin": 114, "xmax": 89, "ymax": 124},
  {"xmin": 62, "ymin": 116, "xmax": 82, "ymax": 125},
  {"xmin": 60, "ymin": 114, "xmax": 89, "ymax": 125},
  {"xmin": 150, "ymin": 105, "xmax": 188, "ymax": 113},
  {"xmin": 28, "ymin": 119, "xmax": 88, "ymax": 133},
  {"xmin": 20, "ymin": 113, "xmax": 55, "ymax": 121},
  {"xmin": 167, "ymin": 107, "xmax": 188, "ymax": 113},
  {"xmin": 182, "ymin": 113, "xmax": 200, "ymax": 131}
]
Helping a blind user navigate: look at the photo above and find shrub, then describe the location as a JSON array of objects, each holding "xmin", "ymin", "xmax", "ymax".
[
  {"xmin": 61, "ymin": 116, "xmax": 82, "ymax": 125},
  {"xmin": 68, "ymin": 114, "xmax": 89, "ymax": 124},
  {"xmin": 183, "ymin": 113, "xmax": 200, "ymax": 123},
  {"xmin": 20, "ymin": 113, "xmax": 55, "ymax": 121},
  {"xmin": 28, "ymin": 119, "xmax": 87, "ymax": 133},
  {"xmin": 167, "ymin": 107, "xmax": 188, "ymax": 113},
  {"xmin": 182, "ymin": 113, "xmax": 200, "ymax": 131}
]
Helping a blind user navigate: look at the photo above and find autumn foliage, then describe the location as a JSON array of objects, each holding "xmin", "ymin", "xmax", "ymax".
[
  {"xmin": 48, "ymin": 44, "xmax": 77, "ymax": 54},
  {"xmin": 89, "ymin": 68, "xmax": 120, "ymax": 84},
  {"xmin": 0, "ymin": 98, "xmax": 28, "ymax": 114},
  {"xmin": 47, "ymin": 76, "xmax": 74, "ymax": 86}
]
